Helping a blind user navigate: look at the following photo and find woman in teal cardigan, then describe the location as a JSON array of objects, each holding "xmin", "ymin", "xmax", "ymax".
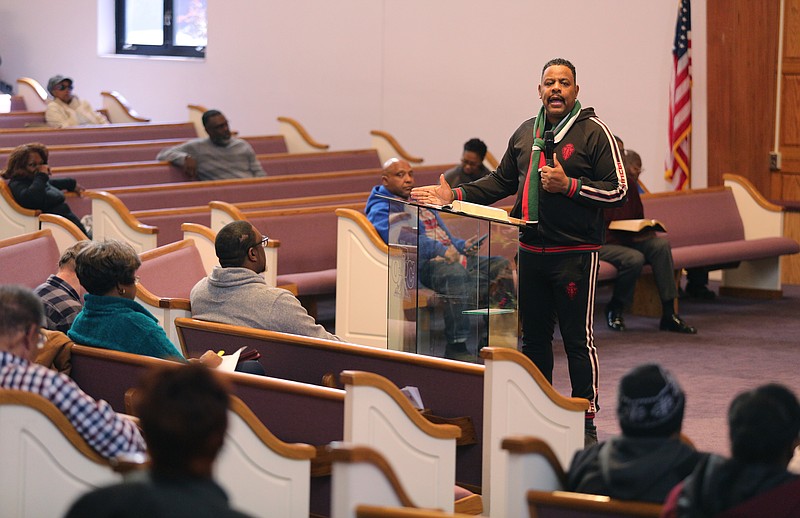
[{"xmin": 67, "ymin": 239, "xmax": 184, "ymax": 360}]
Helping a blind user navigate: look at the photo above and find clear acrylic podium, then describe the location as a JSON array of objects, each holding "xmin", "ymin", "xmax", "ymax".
[{"xmin": 386, "ymin": 198, "xmax": 520, "ymax": 362}]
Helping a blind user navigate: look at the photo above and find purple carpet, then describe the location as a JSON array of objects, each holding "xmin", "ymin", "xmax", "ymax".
[{"xmin": 550, "ymin": 282, "xmax": 800, "ymax": 456}]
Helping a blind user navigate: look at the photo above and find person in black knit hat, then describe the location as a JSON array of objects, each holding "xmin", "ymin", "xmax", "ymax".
[{"xmin": 565, "ymin": 363, "xmax": 705, "ymax": 503}]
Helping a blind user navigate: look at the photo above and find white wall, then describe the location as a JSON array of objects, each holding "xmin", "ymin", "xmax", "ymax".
[{"xmin": 0, "ymin": 0, "xmax": 707, "ymax": 191}]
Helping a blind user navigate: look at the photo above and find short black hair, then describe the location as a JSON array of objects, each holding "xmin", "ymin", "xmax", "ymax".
[
  {"xmin": 0, "ymin": 285, "xmax": 44, "ymax": 336},
  {"xmin": 215, "ymin": 221, "xmax": 258, "ymax": 268},
  {"xmin": 463, "ymin": 138, "xmax": 487, "ymax": 160},
  {"xmin": 74, "ymin": 240, "xmax": 141, "ymax": 295},
  {"xmin": 201, "ymin": 109, "xmax": 224, "ymax": 127},
  {"xmin": 137, "ymin": 364, "xmax": 229, "ymax": 475},
  {"xmin": 541, "ymin": 58, "xmax": 576, "ymax": 82},
  {"xmin": 729, "ymin": 384, "xmax": 800, "ymax": 464}
]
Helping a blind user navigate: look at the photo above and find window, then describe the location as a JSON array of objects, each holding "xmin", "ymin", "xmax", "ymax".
[{"xmin": 115, "ymin": 0, "xmax": 207, "ymax": 58}]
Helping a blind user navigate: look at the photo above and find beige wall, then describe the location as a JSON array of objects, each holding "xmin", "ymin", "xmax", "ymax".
[{"xmin": 0, "ymin": 0, "xmax": 708, "ymax": 191}]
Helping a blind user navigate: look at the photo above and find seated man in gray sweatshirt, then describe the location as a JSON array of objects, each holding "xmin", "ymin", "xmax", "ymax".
[
  {"xmin": 156, "ymin": 109, "xmax": 266, "ymax": 181},
  {"xmin": 190, "ymin": 221, "xmax": 339, "ymax": 341}
]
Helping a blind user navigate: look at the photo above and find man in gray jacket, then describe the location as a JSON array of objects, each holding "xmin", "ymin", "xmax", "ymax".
[{"xmin": 190, "ymin": 221, "xmax": 339, "ymax": 341}]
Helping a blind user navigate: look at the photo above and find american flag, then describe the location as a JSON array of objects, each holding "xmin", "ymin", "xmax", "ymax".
[{"xmin": 665, "ymin": 0, "xmax": 692, "ymax": 190}]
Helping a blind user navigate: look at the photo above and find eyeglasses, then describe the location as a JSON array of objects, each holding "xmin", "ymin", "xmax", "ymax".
[
  {"xmin": 55, "ymin": 84, "xmax": 74, "ymax": 91},
  {"xmin": 258, "ymin": 236, "xmax": 269, "ymax": 248},
  {"xmin": 36, "ymin": 329, "xmax": 46, "ymax": 350}
]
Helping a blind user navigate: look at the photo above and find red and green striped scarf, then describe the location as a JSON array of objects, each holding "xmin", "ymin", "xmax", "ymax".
[{"xmin": 521, "ymin": 100, "xmax": 582, "ymax": 222}]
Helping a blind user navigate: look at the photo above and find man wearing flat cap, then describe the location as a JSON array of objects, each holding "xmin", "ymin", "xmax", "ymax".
[
  {"xmin": 45, "ymin": 75, "xmax": 109, "ymax": 128},
  {"xmin": 565, "ymin": 363, "xmax": 705, "ymax": 503}
]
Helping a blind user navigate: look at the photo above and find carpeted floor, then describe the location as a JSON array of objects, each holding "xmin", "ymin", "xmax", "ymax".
[
  {"xmin": 550, "ymin": 282, "xmax": 800, "ymax": 456},
  {"xmin": 320, "ymin": 282, "xmax": 800, "ymax": 456}
]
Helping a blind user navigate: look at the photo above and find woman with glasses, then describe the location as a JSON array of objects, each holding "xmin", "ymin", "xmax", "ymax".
[
  {"xmin": 1, "ymin": 142, "xmax": 91, "ymax": 237},
  {"xmin": 44, "ymin": 75, "xmax": 109, "ymax": 127}
]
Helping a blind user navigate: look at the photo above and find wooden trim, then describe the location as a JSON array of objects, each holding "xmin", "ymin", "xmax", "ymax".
[
  {"xmin": 336, "ymin": 208, "xmax": 389, "ymax": 252},
  {"xmin": 228, "ymin": 396, "xmax": 316, "ymax": 460},
  {"xmin": 355, "ymin": 505, "xmax": 476, "ymax": 517},
  {"xmin": 527, "ymin": 490, "xmax": 662, "ymax": 518},
  {"xmin": 234, "ymin": 191, "xmax": 370, "ymax": 211},
  {"xmin": 133, "ymin": 206, "xmax": 210, "ymax": 217},
  {"xmin": 134, "ymin": 281, "xmax": 191, "ymax": 310},
  {"xmin": 70, "ymin": 343, "xmax": 346, "ymax": 401},
  {"xmin": 329, "ymin": 444, "xmax": 419, "ymax": 508},
  {"xmin": 641, "ymin": 185, "xmax": 728, "ymax": 200},
  {"xmin": 479, "ymin": 348, "xmax": 590, "ymax": 412},
  {"xmin": 277, "ymin": 116, "xmax": 330, "ymax": 150},
  {"xmin": 16, "ymin": 77, "xmax": 48, "ymax": 102},
  {"xmin": 52, "ymin": 162, "xmax": 171, "ymax": 174},
  {"xmin": 484, "ymin": 150, "xmax": 499, "ymax": 170},
  {"xmin": 0, "ymin": 228, "xmax": 52, "ymax": 247},
  {"xmin": 0, "ymin": 181, "xmax": 40, "ymax": 216},
  {"xmin": 256, "ymin": 148, "xmax": 376, "ymax": 162},
  {"xmin": 100, "ymin": 91, "xmax": 151, "ymax": 123},
  {"xmin": 209, "ymin": 200, "xmax": 247, "ymax": 220},
  {"xmin": 39, "ymin": 213, "xmax": 89, "ymax": 240},
  {"xmin": 723, "ymin": 173, "xmax": 785, "ymax": 211},
  {"xmin": 187, "ymin": 104, "xmax": 208, "ymax": 113},
  {"xmin": 453, "ymin": 494, "xmax": 483, "ymax": 515},
  {"xmin": 139, "ymin": 238, "xmax": 194, "ymax": 260},
  {"xmin": 174, "ymin": 317, "xmax": 484, "ymax": 376},
  {"xmin": 181, "ymin": 222, "xmax": 216, "ymax": 242},
  {"xmin": 83, "ymin": 191, "xmax": 158, "ymax": 234},
  {"xmin": 1, "ymin": 138, "xmax": 187, "ymax": 154},
  {"xmin": 500, "ymin": 436, "xmax": 567, "ymax": 487},
  {"xmin": 0, "ymin": 389, "xmax": 112, "ymax": 465},
  {"xmin": 239, "ymin": 201, "xmax": 365, "ymax": 219},
  {"xmin": 370, "ymin": 130, "xmax": 424, "ymax": 164},
  {"xmin": 0, "ymin": 121, "xmax": 193, "ymax": 136},
  {"xmin": 340, "ymin": 370, "xmax": 461, "ymax": 440}
]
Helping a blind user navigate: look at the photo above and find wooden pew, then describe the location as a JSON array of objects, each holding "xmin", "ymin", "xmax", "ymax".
[
  {"xmin": 526, "ymin": 490, "xmax": 662, "ymax": 518},
  {"xmin": 100, "ymin": 91, "xmax": 151, "ymax": 123},
  {"xmin": 342, "ymin": 370, "xmax": 462, "ymax": 512},
  {"xmin": 0, "ymin": 224, "xmax": 83, "ymax": 288},
  {"xmin": 0, "ymin": 390, "xmax": 122, "ymax": 517},
  {"xmin": 479, "ymin": 347, "xmax": 587, "ymax": 518},
  {"xmin": 0, "ymin": 121, "xmax": 197, "ymax": 148},
  {"xmin": 331, "ymin": 444, "xmax": 483, "ymax": 518},
  {"xmin": 82, "ymin": 164, "xmax": 453, "ymax": 251},
  {"xmin": 68, "ymin": 344, "xmax": 346, "ymax": 516},
  {"xmin": 175, "ymin": 317, "xmax": 486, "ymax": 491},
  {"xmin": 0, "ymin": 110, "xmax": 46, "ymax": 128},
  {"xmin": 0, "ymin": 135, "xmax": 288, "ymax": 168},
  {"xmin": 500, "ymin": 437, "xmax": 567, "ymax": 518}
]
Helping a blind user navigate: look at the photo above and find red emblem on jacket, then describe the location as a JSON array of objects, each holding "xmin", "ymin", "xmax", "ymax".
[
  {"xmin": 562, "ymin": 143, "xmax": 575, "ymax": 161},
  {"xmin": 566, "ymin": 281, "xmax": 578, "ymax": 300}
]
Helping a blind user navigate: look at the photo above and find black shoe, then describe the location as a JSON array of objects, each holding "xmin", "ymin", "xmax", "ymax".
[
  {"xmin": 606, "ymin": 306, "xmax": 626, "ymax": 331},
  {"xmin": 659, "ymin": 314, "xmax": 697, "ymax": 334},
  {"xmin": 685, "ymin": 283, "xmax": 716, "ymax": 300}
]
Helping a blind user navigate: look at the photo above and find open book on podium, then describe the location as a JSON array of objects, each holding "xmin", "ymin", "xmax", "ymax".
[
  {"xmin": 608, "ymin": 218, "xmax": 667, "ymax": 233},
  {"xmin": 443, "ymin": 199, "xmax": 534, "ymax": 226}
]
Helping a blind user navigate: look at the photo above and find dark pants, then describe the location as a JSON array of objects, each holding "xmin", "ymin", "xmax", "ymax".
[
  {"xmin": 600, "ymin": 237, "xmax": 678, "ymax": 309},
  {"xmin": 519, "ymin": 250, "xmax": 600, "ymax": 414}
]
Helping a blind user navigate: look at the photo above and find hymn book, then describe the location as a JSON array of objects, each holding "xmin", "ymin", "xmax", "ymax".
[{"xmin": 608, "ymin": 219, "xmax": 667, "ymax": 233}]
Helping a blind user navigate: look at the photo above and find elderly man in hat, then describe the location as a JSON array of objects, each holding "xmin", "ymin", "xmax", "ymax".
[
  {"xmin": 44, "ymin": 74, "xmax": 109, "ymax": 128},
  {"xmin": 565, "ymin": 363, "xmax": 705, "ymax": 503}
]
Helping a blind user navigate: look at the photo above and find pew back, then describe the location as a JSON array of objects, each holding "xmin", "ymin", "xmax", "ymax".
[{"xmin": 0, "ymin": 122, "xmax": 197, "ymax": 148}]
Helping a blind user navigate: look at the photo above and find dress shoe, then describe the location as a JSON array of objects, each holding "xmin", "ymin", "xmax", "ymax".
[
  {"xmin": 684, "ymin": 283, "xmax": 716, "ymax": 300},
  {"xmin": 606, "ymin": 306, "xmax": 626, "ymax": 331},
  {"xmin": 584, "ymin": 422, "xmax": 598, "ymax": 447},
  {"xmin": 659, "ymin": 314, "xmax": 697, "ymax": 334}
]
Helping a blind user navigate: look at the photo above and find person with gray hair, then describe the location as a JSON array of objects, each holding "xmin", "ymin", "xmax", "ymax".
[
  {"xmin": 44, "ymin": 75, "xmax": 109, "ymax": 128},
  {"xmin": 190, "ymin": 221, "xmax": 339, "ymax": 341},
  {"xmin": 566, "ymin": 363, "xmax": 704, "ymax": 503},
  {"xmin": 663, "ymin": 383, "xmax": 800, "ymax": 517},
  {"xmin": 35, "ymin": 240, "xmax": 91, "ymax": 332},
  {"xmin": 0, "ymin": 284, "xmax": 145, "ymax": 460},
  {"xmin": 156, "ymin": 109, "xmax": 265, "ymax": 181}
]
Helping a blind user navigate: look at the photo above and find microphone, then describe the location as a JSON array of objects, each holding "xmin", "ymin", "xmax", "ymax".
[{"xmin": 544, "ymin": 130, "xmax": 555, "ymax": 168}]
